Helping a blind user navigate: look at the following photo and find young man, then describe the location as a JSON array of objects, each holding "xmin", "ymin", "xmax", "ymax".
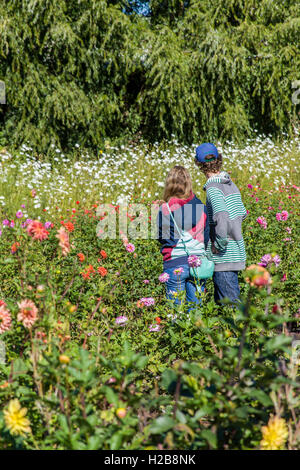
[{"xmin": 195, "ymin": 143, "xmax": 247, "ymax": 304}]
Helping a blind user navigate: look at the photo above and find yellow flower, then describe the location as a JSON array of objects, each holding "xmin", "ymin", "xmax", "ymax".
[
  {"xmin": 4, "ymin": 399, "xmax": 31, "ymax": 436},
  {"xmin": 116, "ymin": 407, "xmax": 127, "ymax": 419},
  {"xmin": 260, "ymin": 416, "xmax": 288, "ymax": 450},
  {"xmin": 59, "ymin": 354, "xmax": 70, "ymax": 364}
]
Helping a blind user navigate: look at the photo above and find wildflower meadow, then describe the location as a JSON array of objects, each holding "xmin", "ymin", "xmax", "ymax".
[{"xmin": 0, "ymin": 134, "xmax": 299, "ymax": 451}]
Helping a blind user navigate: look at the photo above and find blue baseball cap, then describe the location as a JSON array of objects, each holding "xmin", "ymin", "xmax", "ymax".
[{"xmin": 195, "ymin": 143, "xmax": 219, "ymax": 163}]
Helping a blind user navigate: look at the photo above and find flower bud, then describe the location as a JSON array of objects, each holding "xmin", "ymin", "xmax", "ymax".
[
  {"xmin": 116, "ymin": 408, "xmax": 127, "ymax": 419},
  {"xmin": 59, "ymin": 355, "xmax": 70, "ymax": 365}
]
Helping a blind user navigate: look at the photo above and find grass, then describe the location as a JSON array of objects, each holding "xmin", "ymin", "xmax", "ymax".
[{"xmin": 0, "ymin": 134, "xmax": 299, "ymax": 221}]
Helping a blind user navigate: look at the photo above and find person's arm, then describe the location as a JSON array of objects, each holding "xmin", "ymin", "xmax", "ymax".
[{"xmin": 206, "ymin": 186, "xmax": 229, "ymax": 252}]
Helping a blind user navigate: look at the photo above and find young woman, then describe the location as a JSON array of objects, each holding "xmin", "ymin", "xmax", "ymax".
[{"xmin": 157, "ymin": 166, "xmax": 209, "ymax": 310}]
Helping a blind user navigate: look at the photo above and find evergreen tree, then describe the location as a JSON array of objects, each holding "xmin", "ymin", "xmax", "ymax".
[{"xmin": 0, "ymin": 0, "xmax": 299, "ymax": 151}]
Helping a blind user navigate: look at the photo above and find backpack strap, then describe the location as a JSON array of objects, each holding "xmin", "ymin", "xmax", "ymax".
[{"xmin": 166, "ymin": 202, "xmax": 191, "ymax": 257}]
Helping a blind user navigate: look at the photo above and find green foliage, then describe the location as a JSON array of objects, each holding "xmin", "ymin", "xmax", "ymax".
[
  {"xmin": 0, "ymin": 0, "xmax": 300, "ymax": 151},
  {"xmin": 0, "ymin": 178, "xmax": 299, "ymax": 449}
]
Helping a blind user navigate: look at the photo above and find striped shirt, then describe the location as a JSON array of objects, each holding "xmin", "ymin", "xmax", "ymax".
[{"xmin": 204, "ymin": 172, "xmax": 247, "ymax": 272}]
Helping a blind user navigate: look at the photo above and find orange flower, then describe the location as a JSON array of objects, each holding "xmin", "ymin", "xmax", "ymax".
[
  {"xmin": 155, "ymin": 317, "xmax": 161, "ymax": 324},
  {"xmin": 81, "ymin": 265, "xmax": 95, "ymax": 280},
  {"xmin": 11, "ymin": 242, "xmax": 20, "ymax": 254},
  {"xmin": 77, "ymin": 253, "xmax": 85, "ymax": 262},
  {"xmin": 98, "ymin": 267, "xmax": 108, "ymax": 277},
  {"xmin": 56, "ymin": 227, "xmax": 70, "ymax": 256},
  {"xmin": 100, "ymin": 250, "xmax": 107, "ymax": 259},
  {"xmin": 81, "ymin": 271, "xmax": 90, "ymax": 279},
  {"xmin": 0, "ymin": 381, "xmax": 9, "ymax": 389},
  {"xmin": 63, "ymin": 221, "xmax": 75, "ymax": 232},
  {"xmin": 27, "ymin": 220, "xmax": 49, "ymax": 241},
  {"xmin": 245, "ymin": 264, "xmax": 271, "ymax": 288}
]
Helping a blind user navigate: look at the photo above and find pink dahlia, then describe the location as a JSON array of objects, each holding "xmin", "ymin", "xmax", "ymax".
[
  {"xmin": 125, "ymin": 243, "xmax": 135, "ymax": 253},
  {"xmin": 256, "ymin": 216, "xmax": 267, "ymax": 229},
  {"xmin": 281, "ymin": 210, "xmax": 289, "ymax": 221},
  {"xmin": 139, "ymin": 297, "xmax": 155, "ymax": 307},
  {"xmin": 27, "ymin": 220, "xmax": 49, "ymax": 241},
  {"xmin": 188, "ymin": 255, "xmax": 202, "ymax": 267},
  {"xmin": 0, "ymin": 304, "xmax": 12, "ymax": 334},
  {"xmin": 158, "ymin": 273, "xmax": 170, "ymax": 283},
  {"xmin": 17, "ymin": 299, "xmax": 38, "ymax": 328},
  {"xmin": 173, "ymin": 267, "xmax": 184, "ymax": 275}
]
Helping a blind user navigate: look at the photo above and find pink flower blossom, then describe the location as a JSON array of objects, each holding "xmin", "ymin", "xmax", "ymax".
[
  {"xmin": 56, "ymin": 227, "xmax": 70, "ymax": 256},
  {"xmin": 257, "ymin": 216, "xmax": 267, "ymax": 229},
  {"xmin": 17, "ymin": 299, "xmax": 38, "ymax": 328},
  {"xmin": 258, "ymin": 253, "xmax": 281, "ymax": 268},
  {"xmin": 188, "ymin": 255, "xmax": 202, "ymax": 267},
  {"xmin": 159, "ymin": 273, "xmax": 170, "ymax": 283},
  {"xmin": 281, "ymin": 273, "xmax": 287, "ymax": 282},
  {"xmin": 149, "ymin": 324, "xmax": 161, "ymax": 332},
  {"xmin": 27, "ymin": 220, "xmax": 49, "ymax": 241},
  {"xmin": 0, "ymin": 304, "xmax": 12, "ymax": 334},
  {"xmin": 276, "ymin": 210, "xmax": 289, "ymax": 221},
  {"xmin": 143, "ymin": 279, "xmax": 150, "ymax": 284},
  {"xmin": 16, "ymin": 211, "xmax": 23, "ymax": 219},
  {"xmin": 139, "ymin": 297, "xmax": 155, "ymax": 307},
  {"xmin": 286, "ymin": 227, "xmax": 292, "ymax": 234},
  {"xmin": 258, "ymin": 254, "xmax": 272, "ymax": 267},
  {"xmin": 115, "ymin": 316, "xmax": 128, "ymax": 325},
  {"xmin": 173, "ymin": 267, "xmax": 184, "ymax": 275},
  {"xmin": 125, "ymin": 243, "xmax": 135, "ymax": 253},
  {"xmin": 44, "ymin": 221, "xmax": 52, "ymax": 230},
  {"xmin": 247, "ymin": 184, "xmax": 253, "ymax": 189},
  {"xmin": 272, "ymin": 255, "xmax": 281, "ymax": 267}
]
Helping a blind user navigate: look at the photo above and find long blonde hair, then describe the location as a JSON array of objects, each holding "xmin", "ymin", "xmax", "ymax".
[{"xmin": 163, "ymin": 166, "xmax": 193, "ymax": 202}]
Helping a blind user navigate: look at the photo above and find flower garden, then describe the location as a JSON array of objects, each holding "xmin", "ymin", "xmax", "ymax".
[{"xmin": 0, "ymin": 136, "xmax": 299, "ymax": 450}]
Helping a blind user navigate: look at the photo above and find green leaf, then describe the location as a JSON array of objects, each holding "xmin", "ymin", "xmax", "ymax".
[
  {"xmin": 149, "ymin": 416, "xmax": 175, "ymax": 434},
  {"xmin": 200, "ymin": 429, "xmax": 217, "ymax": 449}
]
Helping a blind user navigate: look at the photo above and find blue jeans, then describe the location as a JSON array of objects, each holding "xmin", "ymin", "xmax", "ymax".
[
  {"xmin": 213, "ymin": 271, "xmax": 240, "ymax": 304},
  {"xmin": 164, "ymin": 264, "xmax": 206, "ymax": 311}
]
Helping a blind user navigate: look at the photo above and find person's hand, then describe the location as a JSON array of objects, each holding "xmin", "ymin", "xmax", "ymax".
[{"xmin": 211, "ymin": 244, "xmax": 219, "ymax": 254}]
